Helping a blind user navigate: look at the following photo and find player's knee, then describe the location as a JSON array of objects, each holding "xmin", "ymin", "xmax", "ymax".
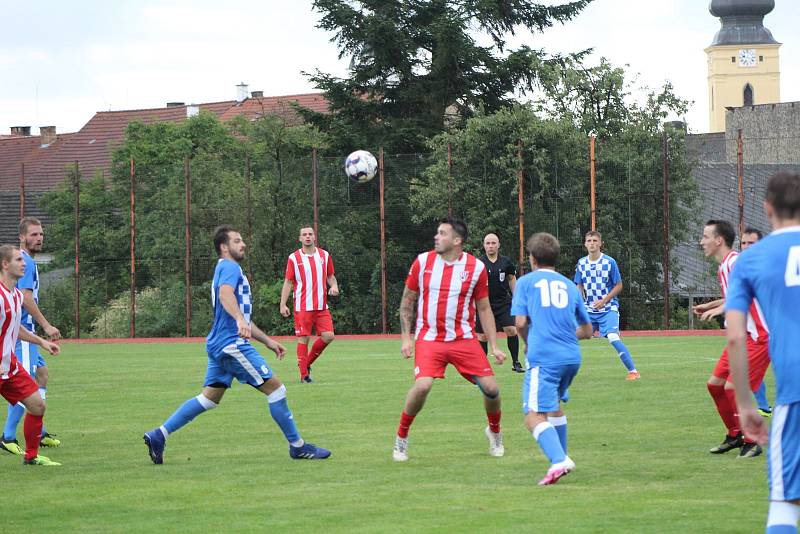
[
  {"xmin": 26, "ymin": 397, "xmax": 46, "ymax": 416},
  {"xmin": 321, "ymin": 332, "xmax": 335, "ymax": 344},
  {"xmin": 607, "ymin": 333, "xmax": 621, "ymax": 343},
  {"xmin": 412, "ymin": 380, "xmax": 434, "ymax": 397}
]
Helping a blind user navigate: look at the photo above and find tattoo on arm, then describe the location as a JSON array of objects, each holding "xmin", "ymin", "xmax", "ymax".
[{"xmin": 399, "ymin": 287, "xmax": 417, "ymax": 335}]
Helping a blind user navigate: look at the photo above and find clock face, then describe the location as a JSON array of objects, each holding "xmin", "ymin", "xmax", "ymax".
[{"xmin": 738, "ymin": 48, "xmax": 757, "ymax": 67}]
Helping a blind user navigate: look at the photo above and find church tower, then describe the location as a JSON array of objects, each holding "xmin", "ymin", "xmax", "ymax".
[{"xmin": 706, "ymin": 0, "xmax": 781, "ymax": 132}]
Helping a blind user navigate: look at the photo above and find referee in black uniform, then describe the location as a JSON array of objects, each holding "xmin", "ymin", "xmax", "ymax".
[{"xmin": 475, "ymin": 233, "xmax": 523, "ymax": 373}]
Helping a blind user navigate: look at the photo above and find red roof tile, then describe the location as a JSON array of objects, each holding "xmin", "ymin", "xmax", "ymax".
[
  {"xmin": 218, "ymin": 93, "xmax": 329, "ymax": 124},
  {"xmin": 0, "ymin": 134, "xmax": 75, "ymax": 190}
]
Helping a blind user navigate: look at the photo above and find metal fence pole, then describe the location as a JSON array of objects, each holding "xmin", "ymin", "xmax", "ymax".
[
  {"xmin": 73, "ymin": 161, "xmax": 81, "ymax": 338},
  {"xmin": 517, "ymin": 140, "xmax": 525, "ymax": 273},
  {"xmin": 312, "ymin": 147, "xmax": 319, "ymax": 239},
  {"xmin": 130, "ymin": 157, "xmax": 136, "ymax": 338},
  {"xmin": 661, "ymin": 132, "xmax": 671, "ymax": 329},
  {"xmin": 589, "ymin": 135, "xmax": 597, "ymax": 231},
  {"xmin": 379, "ymin": 148, "xmax": 388, "ymax": 334},
  {"xmin": 737, "ymin": 129, "xmax": 745, "ymax": 240},
  {"xmin": 184, "ymin": 156, "xmax": 192, "ymax": 337},
  {"xmin": 19, "ymin": 163, "xmax": 25, "ymax": 219}
]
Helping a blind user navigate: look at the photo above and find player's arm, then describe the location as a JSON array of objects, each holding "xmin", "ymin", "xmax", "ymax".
[
  {"xmin": 18, "ymin": 325, "xmax": 59, "ymax": 355},
  {"xmin": 514, "ymin": 315, "xmax": 529, "ymax": 346},
  {"xmin": 219, "ymin": 284, "xmax": 251, "ymax": 339},
  {"xmin": 725, "ymin": 309, "xmax": 768, "ymax": 444},
  {"xmin": 508, "ymin": 274, "xmax": 517, "ymax": 294},
  {"xmin": 20, "ymin": 289, "xmax": 61, "ymax": 340},
  {"xmin": 279, "ymin": 279, "xmax": 293, "ymax": 318},
  {"xmin": 399, "ymin": 286, "xmax": 418, "ymax": 358},
  {"xmin": 477, "ymin": 297, "xmax": 505, "ymax": 365},
  {"xmin": 250, "ymin": 323, "xmax": 286, "ymax": 359},
  {"xmin": 694, "ymin": 298, "xmax": 725, "ymax": 319},
  {"xmin": 593, "ymin": 281, "xmax": 623, "ymax": 310},
  {"xmin": 327, "ymin": 274, "xmax": 339, "ymax": 297},
  {"xmin": 575, "ymin": 283, "xmax": 586, "ymax": 301}
]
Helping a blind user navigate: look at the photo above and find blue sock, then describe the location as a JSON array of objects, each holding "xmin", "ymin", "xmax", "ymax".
[
  {"xmin": 610, "ymin": 340, "xmax": 636, "ymax": 371},
  {"xmin": 4, "ymin": 403, "xmax": 24, "ymax": 440},
  {"xmin": 267, "ymin": 386, "xmax": 301, "ymax": 444},
  {"xmin": 548, "ymin": 416, "xmax": 568, "ymax": 453},
  {"xmin": 755, "ymin": 382, "xmax": 771, "ymax": 411},
  {"xmin": 162, "ymin": 394, "xmax": 217, "ymax": 436},
  {"xmin": 533, "ymin": 422, "xmax": 566, "ymax": 464},
  {"xmin": 766, "ymin": 527, "xmax": 797, "ymax": 534}
]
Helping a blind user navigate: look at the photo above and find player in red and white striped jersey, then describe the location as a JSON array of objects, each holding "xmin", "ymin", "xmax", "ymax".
[
  {"xmin": 280, "ymin": 226, "xmax": 339, "ymax": 383},
  {"xmin": 695, "ymin": 220, "xmax": 771, "ymax": 458},
  {"xmin": 393, "ymin": 217, "xmax": 506, "ymax": 462},
  {"xmin": 0, "ymin": 245, "xmax": 61, "ymax": 466}
]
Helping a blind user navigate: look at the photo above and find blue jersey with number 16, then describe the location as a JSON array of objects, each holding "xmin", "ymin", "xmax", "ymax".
[
  {"xmin": 726, "ymin": 226, "xmax": 800, "ymax": 405},
  {"xmin": 206, "ymin": 259, "xmax": 252, "ymax": 357},
  {"xmin": 511, "ymin": 269, "xmax": 591, "ymax": 367}
]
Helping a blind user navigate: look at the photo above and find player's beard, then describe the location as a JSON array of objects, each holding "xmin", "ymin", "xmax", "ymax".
[{"xmin": 230, "ymin": 248, "xmax": 245, "ymax": 262}]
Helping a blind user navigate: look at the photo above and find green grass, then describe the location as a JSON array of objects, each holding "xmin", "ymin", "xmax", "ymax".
[{"xmin": 7, "ymin": 336, "xmax": 770, "ymax": 533}]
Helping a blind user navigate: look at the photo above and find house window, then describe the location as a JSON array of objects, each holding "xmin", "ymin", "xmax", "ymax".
[
  {"xmin": 744, "ymin": 83, "xmax": 754, "ymax": 106},
  {"xmin": 731, "ymin": 56, "xmax": 736, "ymax": 63}
]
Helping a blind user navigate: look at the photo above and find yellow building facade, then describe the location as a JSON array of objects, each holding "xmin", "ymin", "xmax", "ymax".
[{"xmin": 706, "ymin": 0, "xmax": 780, "ymax": 132}]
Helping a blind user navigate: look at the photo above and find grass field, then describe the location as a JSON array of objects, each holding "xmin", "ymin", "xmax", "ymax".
[{"xmin": 6, "ymin": 336, "xmax": 771, "ymax": 533}]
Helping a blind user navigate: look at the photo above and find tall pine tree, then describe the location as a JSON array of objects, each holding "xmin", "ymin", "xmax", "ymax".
[{"xmin": 302, "ymin": 0, "xmax": 592, "ymax": 152}]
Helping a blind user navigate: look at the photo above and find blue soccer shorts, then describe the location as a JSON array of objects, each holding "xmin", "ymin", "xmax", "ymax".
[
  {"xmin": 15, "ymin": 339, "xmax": 46, "ymax": 376},
  {"xmin": 589, "ymin": 310, "xmax": 620, "ymax": 337},
  {"xmin": 522, "ymin": 363, "xmax": 580, "ymax": 414},
  {"xmin": 769, "ymin": 402, "xmax": 800, "ymax": 501},
  {"xmin": 204, "ymin": 343, "xmax": 273, "ymax": 388}
]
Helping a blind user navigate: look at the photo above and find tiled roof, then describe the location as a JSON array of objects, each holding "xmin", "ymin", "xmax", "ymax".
[
  {"xmin": 0, "ymin": 134, "xmax": 75, "ymax": 190},
  {"xmin": 218, "ymin": 92, "xmax": 329, "ymax": 124},
  {"xmin": 29, "ymin": 100, "xmax": 236, "ymax": 190}
]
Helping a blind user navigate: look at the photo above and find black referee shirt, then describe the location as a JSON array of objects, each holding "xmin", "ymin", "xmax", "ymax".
[{"xmin": 479, "ymin": 254, "xmax": 516, "ymax": 308}]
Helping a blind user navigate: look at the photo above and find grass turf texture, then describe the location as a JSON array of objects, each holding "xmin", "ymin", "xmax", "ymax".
[{"xmin": 6, "ymin": 336, "xmax": 769, "ymax": 533}]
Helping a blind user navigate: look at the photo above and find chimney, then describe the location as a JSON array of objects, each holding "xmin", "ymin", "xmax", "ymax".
[
  {"xmin": 251, "ymin": 90, "xmax": 264, "ymax": 98},
  {"xmin": 11, "ymin": 126, "xmax": 31, "ymax": 136},
  {"xmin": 166, "ymin": 102, "xmax": 185, "ymax": 108},
  {"xmin": 236, "ymin": 82, "xmax": 248, "ymax": 103},
  {"xmin": 187, "ymin": 105, "xmax": 200, "ymax": 118},
  {"xmin": 40, "ymin": 126, "xmax": 56, "ymax": 146}
]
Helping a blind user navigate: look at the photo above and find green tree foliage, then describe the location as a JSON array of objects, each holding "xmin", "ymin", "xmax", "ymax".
[{"xmin": 302, "ymin": 0, "xmax": 592, "ymax": 152}]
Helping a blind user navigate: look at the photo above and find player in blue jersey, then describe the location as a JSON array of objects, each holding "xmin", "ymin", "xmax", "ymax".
[
  {"xmin": 143, "ymin": 226, "xmax": 330, "ymax": 464},
  {"xmin": 1, "ymin": 217, "xmax": 62, "ymax": 456},
  {"xmin": 512, "ymin": 232, "xmax": 592, "ymax": 486},
  {"xmin": 573, "ymin": 230, "xmax": 640, "ymax": 380},
  {"xmin": 725, "ymin": 172, "xmax": 800, "ymax": 534}
]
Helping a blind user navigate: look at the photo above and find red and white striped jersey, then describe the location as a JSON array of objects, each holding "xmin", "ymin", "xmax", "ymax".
[
  {"xmin": 719, "ymin": 250, "xmax": 769, "ymax": 342},
  {"xmin": 285, "ymin": 248, "xmax": 335, "ymax": 312},
  {"xmin": 0, "ymin": 281, "xmax": 23, "ymax": 377},
  {"xmin": 405, "ymin": 251, "xmax": 489, "ymax": 342}
]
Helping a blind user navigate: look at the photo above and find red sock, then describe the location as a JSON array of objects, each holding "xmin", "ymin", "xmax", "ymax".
[
  {"xmin": 707, "ymin": 383, "xmax": 739, "ymax": 436},
  {"xmin": 487, "ymin": 410, "xmax": 501, "ymax": 434},
  {"xmin": 723, "ymin": 387, "xmax": 752, "ymax": 443},
  {"xmin": 397, "ymin": 411, "xmax": 415, "ymax": 438},
  {"xmin": 308, "ymin": 338, "xmax": 329, "ymax": 366},
  {"xmin": 297, "ymin": 343, "xmax": 309, "ymax": 378},
  {"xmin": 24, "ymin": 413, "xmax": 43, "ymax": 461}
]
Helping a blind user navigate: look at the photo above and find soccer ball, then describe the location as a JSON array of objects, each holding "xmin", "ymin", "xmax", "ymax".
[{"xmin": 344, "ymin": 150, "xmax": 378, "ymax": 183}]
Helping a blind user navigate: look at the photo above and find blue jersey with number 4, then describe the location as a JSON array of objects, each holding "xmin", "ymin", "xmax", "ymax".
[
  {"xmin": 206, "ymin": 259, "xmax": 252, "ymax": 357},
  {"xmin": 726, "ymin": 226, "xmax": 800, "ymax": 405},
  {"xmin": 511, "ymin": 269, "xmax": 591, "ymax": 367}
]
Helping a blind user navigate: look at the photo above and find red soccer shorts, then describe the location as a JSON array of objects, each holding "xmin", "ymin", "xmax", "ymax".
[
  {"xmin": 0, "ymin": 356, "xmax": 40, "ymax": 405},
  {"xmin": 414, "ymin": 338, "xmax": 495, "ymax": 383},
  {"xmin": 294, "ymin": 309, "xmax": 335, "ymax": 337},
  {"xmin": 713, "ymin": 339, "xmax": 771, "ymax": 391}
]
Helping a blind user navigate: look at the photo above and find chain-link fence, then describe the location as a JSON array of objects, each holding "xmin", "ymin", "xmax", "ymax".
[{"xmin": 3, "ymin": 131, "xmax": 798, "ymax": 338}]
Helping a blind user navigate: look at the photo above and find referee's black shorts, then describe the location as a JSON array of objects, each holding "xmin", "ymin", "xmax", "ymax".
[{"xmin": 475, "ymin": 304, "xmax": 514, "ymax": 333}]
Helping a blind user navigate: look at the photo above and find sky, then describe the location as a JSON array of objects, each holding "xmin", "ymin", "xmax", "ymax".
[{"xmin": 1, "ymin": 0, "xmax": 798, "ymax": 136}]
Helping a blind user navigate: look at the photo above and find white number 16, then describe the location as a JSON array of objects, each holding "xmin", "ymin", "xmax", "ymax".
[{"xmin": 534, "ymin": 279, "xmax": 568, "ymax": 308}]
